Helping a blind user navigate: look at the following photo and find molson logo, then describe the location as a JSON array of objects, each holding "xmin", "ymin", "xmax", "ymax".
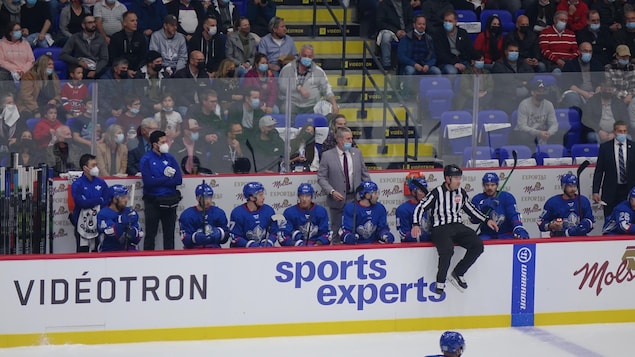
[
  {"xmin": 54, "ymin": 206, "xmax": 69, "ymax": 216},
  {"xmin": 573, "ymin": 246, "xmax": 635, "ymax": 296},
  {"xmin": 271, "ymin": 199, "xmax": 293, "ymax": 211},
  {"xmin": 523, "ymin": 182, "xmax": 544, "ymax": 194},
  {"xmin": 53, "ymin": 228, "xmax": 69, "ymax": 240},
  {"xmin": 52, "ymin": 184, "xmax": 67, "ymax": 195},
  {"xmin": 388, "ymin": 207, "xmax": 397, "ymax": 216},
  {"xmin": 426, "ymin": 174, "xmax": 438, "ymax": 183},
  {"xmin": 463, "ymin": 183, "xmax": 474, "ymax": 193},
  {"xmin": 207, "ymin": 179, "xmax": 219, "ymax": 188},
  {"xmin": 522, "ymin": 204, "xmax": 542, "ymax": 215},
  {"xmin": 381, "ymin": 185, "xmax": 401, "ymax": 197},
  {"xmin": 272, "ymin": 177, "xmax": 293, "ymax": 189}
]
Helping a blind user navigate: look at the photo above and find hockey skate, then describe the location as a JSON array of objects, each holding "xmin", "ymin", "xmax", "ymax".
[
  {"xmin": 448, "ymin": 271, "xmax": 467, "ymax": 292},
  {"xmin": 433, "ymin": 282, "xmax": 445, "ymax": 295}
]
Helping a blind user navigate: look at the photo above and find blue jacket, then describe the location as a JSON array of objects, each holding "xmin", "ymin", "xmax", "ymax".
[
  {"xmin": 71, "ymin": 173, "xmax": 109, "ymax": 225},
  {"xmin": 398, "ymin": 30, "xmax": 437, "ymax": 68},
  {"xmin": 140, "ymin": 150, "xmax": 183, "ymax": 197}
]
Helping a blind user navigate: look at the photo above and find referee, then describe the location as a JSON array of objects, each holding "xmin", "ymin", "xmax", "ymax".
[{"xmin": 411, "ymin": 164, "xmax": 498, "ymax": 295}]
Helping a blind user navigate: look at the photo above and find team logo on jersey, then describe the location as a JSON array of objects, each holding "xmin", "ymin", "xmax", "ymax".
[
  {"xmin": 246, "ymin": 225, "xmax": 266, "ymax": 241},
  {"xmin": 356, "ymin": 220, "xmax": 377, "ymax": 239},
  {"xmin": 454, "ymin": 195, "xmax": 462, "ymax": 203},
  {"xmin": 491, "ymin": 211, "xmax": 505, "ymax": 226},
  {"xmin": 300, "ymin": 221, "xmax": 318, "ymax": 239},
  {"xmin": 565, "ymin": 212, "xmax": 579, "ymax": 227}
]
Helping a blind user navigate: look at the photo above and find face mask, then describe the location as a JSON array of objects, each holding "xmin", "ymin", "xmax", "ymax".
[
  {"xmin": 222, "ymin": 0, "xmax": 230, "ymax": 3},
  {"xmin": 162, "ymin": 106, "xmax": 173, "ymax": 112},
  {"xmin": 89, "ymin": 166, "xmax": 99, "ymax": 177},
  {"xmin": 589, "ymin": 23, "xmax": 601, "ymax": 32},
  {"xmin": 196, "ymin": 62, "xmax": 206, "ymax": 71},
  {"xmin": 190, "ymin": 132, "xmax": 199, "ymax": 141},
  {"xmin": 519, "ymin": 26, "xmax": 529, "ymax": 34},
  {"xmin": 208, "ymin": 26, "xmax": 217, "ymax": 36},
  {"xmin": 581, "ymin": 52, "xmax": 592, "ymax": 63},
  {"xmin": 627, "ymin": 22, "xmax": 635, "ymax": 30},
  {"xmin": 302, "ymin": 132, "xmax": 314, "ymax": 141},
  {"xmin": 474, "ymin": 60, "xmax": 485, "ymax": 69},
  {"xmin": 343, "ymin": 142, "xmax": 352, "ymax": 151},
  {"xmin": 146, "ymin": 0, "xmax": 156, "ymax": 3},
  {"xmin": 159, "ymin": 143, "xmax": 169, "ymax": 153},
  {"xmin": 300, "ymin": 57, "xmax": 312, "ymax": 67},
  {"xmin": 19, "ymin": 138, "xmax": 34, "ymax": 151},
  {"xmin": 619, "ymin": 59, "xmax": 630, "ymax": 66},
  {"xmin": 617, "ymin": 133, "xmax": 627, "ymax": 143},
  {"xmin": 46, "ymin": 68, "xmax": 54, "ymax": 76},
  {"xmin": 226, "ymin": 69, "xmax": 235, "ymax": 77},
  {"xmin": 1, "ymin": 104, "xmax": 20, "ymax": 127},
  {"xmin": 250, "ymin": 98, "xmax": 260, "ymax": 109},
  {"xmin": 26, "ymin": 0, "xmax": 36, "ymax": 5},
  {"xmin": 443, "ymin": 22, "xmax": 454, "ymax": 32},
  {"xmin": 258, "ymin": 63, "xmax": 268, "ymax": 72},
  {"xmin": 12, "ymin": 0, "xmax": 20, "ymax": 4},
  {"xmin": 600, "ymin": 91, "xmax": 614, "ymax": 99},
  {"xmin": 152, "ymin": 64, "xmax": 163, "ymax": 72},
  {"xmin": 507, "ymin": 51, "xmax": 519, "ymax": 62},
  {"xmin": 489, "ymin": 26, "xmax": 501, "ymax": 35},
  {"xmin": 106, "ymin": 0, "xmax": 115, "ymax": 4},
  {"xmin": 555, "ymin": 21, "xmax": 566, "ymax": 32},
  {"xmin": 12, "ymin": 30, "xmax": 21, "ymax": 41},
  {"xmin": 414, "ymin": 29, "xmax": 425, "ymax": 36},
  {"xmin": 534, "ymin": 94, "xmax": 546, "ymax": 102},
  {"xmin": 115, "ymin": 133, "xmax": 125, "ymax": 144},
  {"xmin": 130, "ymin": 107, "xmax": 140, "ymax": 114},
  {"xmin": 234, "ymin": 133, "xmax": 243, "ymax": 141}
]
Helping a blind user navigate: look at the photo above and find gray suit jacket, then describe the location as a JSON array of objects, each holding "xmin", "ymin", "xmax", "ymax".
[{"xmin": 317, "ymin": 147, "xmax": 370, "ymax": 209}]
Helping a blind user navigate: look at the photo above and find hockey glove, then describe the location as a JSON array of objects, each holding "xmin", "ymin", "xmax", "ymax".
[
  {"xmin": 341, "ymin": 232, "xmax": 359, "ymax": 244},
  {"xmin": 378, "ymin": 232, "xmax": 394, "ymax": 244},
  {"xmin": 513, "ymin": 226, "xmax": 530, "ymax": 239},
  {"xmin": 482, "ymin": 197, "xmax": 499, "ymax": 211},
  {"xmin": 245, "ymin": 240, "xmax": 260, "ymax": 248}
]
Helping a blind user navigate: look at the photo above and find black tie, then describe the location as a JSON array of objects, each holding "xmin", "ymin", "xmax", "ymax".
[
  {"xmin": 343, "ymin": 153, "xmax": 350, "ymax": 193},
  {"xmin": 619, "ymin": 142, "xmax": 626, "ymax": 184}
]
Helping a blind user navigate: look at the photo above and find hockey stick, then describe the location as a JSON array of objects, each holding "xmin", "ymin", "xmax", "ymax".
[
  {"xmin": 576, "ymin": 160, "xmax": 591, "ymax": 222},
  {"xmin": 476, "ymin": 150, "xmax": 518, "ymax": 235}
]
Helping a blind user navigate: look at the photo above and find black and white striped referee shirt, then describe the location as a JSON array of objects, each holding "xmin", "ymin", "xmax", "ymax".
[{"xmin": 412, "ymin": 184, "xmax": 488, "ymax": 228}]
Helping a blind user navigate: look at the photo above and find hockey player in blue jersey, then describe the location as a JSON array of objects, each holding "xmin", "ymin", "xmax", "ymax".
[
  {"xmin": 471, "ymin": 172, "xmax": 530, "ymax": 239},
  {"xmin": 179, "ymin": 182, "xmax": 229, "ymax": 249},
  {"xmin": 281, "ymin": 183, "xmax": 331, "ymax": 246},
  {"xmin": 230, "ymin": 182, "xmax": 284, "ymax": 248},
  {"xmin": 538, "ymin": 173, "xmax": 594, "ymax": 237},
  {"xmin": 425, "ymin": 331, "xmax": 466, "ymax": 357},
  {"xmin": 97, "ymin": 185, "xmax": 143, "ymax": 252},
  {"xmin": 396, "ymin": 173, "xmax": 431, "ymax": 242},
  {"xmin": 340, "ymin": 181, "xmax": 395, "ymax": 244},
  {"xmin": 603, "ymin": 187, "xmax": 635, "ymax": 235}
]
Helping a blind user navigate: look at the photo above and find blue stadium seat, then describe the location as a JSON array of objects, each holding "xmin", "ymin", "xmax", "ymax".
[
  {"xmin": 26, "ymin": 118, "xmax": 41, "ymax": 132},
  {"xmin": 535, "ymin": 144, "xmax": 567, "ymax": 165},
  {"xmin": 498, "ymin": 145, "xmax": 532, "ymax": 165},
  {"xmin": 441, "ymin": 111, "xmax": 473, "ymax": 155},
  {"xmin": 271, "ymin": 114, "xmax": 287, "ymax": 128},
  {"xmin": 478, "ymin": 110, "xmax": 510, "ymax": 150},
  {"xmin": 456, "ymin": 9, "xmax": 478, "ymax": 22},
  {"xmin": 426, "ymin": 89, "xmax": 454, "ymax": 121},
  {"xmin": 420, "ymin": 77, "xmax": 452, "ymax": 118},
  {"xmin": 54, "ymin": 60, "xmax": 67, "ymax": 80},
  {"xmin": 33, "ymin": 47, "xmax": 62, "ymax": 61},
  {"xmin": 463, "ymin": 146, "xmax": 495, "ymax": 166},
  {"xmin": 480, "ymin": 9, "xmax": 515, "ymax": 33},
  {"xmin": 571, "ymin": 144, "xmax": 599, "ymax": 162},
  {"xmin": 294, "ymin": 113, "xmax": 328, "ymax": 128}
]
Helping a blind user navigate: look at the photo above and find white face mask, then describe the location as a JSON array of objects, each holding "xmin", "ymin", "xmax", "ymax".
[
  {"xmin": 89, "ymin": 166, "xmax": 99, "ymax": 177},
  {"xmin": 1, "ymin": 104, "xmax": 20, "ymax": 127},
  {"xmin": 115, "ymin": 133, "xmax": 125, "ymax": 144},
  {"xmin": 159, "ymin": 143, "xmax": 169, "ymax": 154},
  {"xmin": 208, "ymin": 26, "xmax": 217, "ymax": 36}
]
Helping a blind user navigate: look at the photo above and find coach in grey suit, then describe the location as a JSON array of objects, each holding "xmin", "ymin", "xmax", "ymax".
[{"xmin": 318, "ymin": 127, "xmax": 371, "ymax": 244}]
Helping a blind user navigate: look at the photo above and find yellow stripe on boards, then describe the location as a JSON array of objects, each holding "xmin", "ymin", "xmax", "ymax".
[{"xmin": 277, "ymin": 8, "xmax": 353, "ymax": 23}]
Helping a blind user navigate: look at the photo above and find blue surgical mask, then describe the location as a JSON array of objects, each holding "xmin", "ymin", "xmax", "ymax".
[
  {"xmin": 26, "ymin": 0, "xmax": 36, "ymax": 5},
  {"xmin": 619, "ymin": 59, "xmax": 630, "ymax": 66},
  {"xmin": 250, "ymin": 98, "xmax": 260, "ymax": 109},
  {"xmin": 190, "ymin": 132, "xmax": 199, "ymax": 141},
  {"xmin": 12, "ymin": 30, "xmax": 21, "ymax": 41},
  {"xmin": 46, "ymin": 68, "xmax": 54, "ymax": 76},
  {"xmin": 300, "ymin": 57, "xmax": 312, "ymax": 67},
  {"xmin": 627, "ymin": 22, "xmax": 635, "ymax": 30},
  {"xmin": 343, "ymin": 142, "xmax": 352, "ymax": 151},
  {"xmin": 130, "ymin": 107, "xmax": 140, "ymax": 114},
  {"xmin": 474, "ymin": 60, "xmax": 485, "ymax": 69},
  {"xmin": 507, "ymin": 51, "xmax": 519, "ymax": 62},
  {"xmin": 581, "ymin": 52, "xmax": 592, "ymax": 63},
  {"xmin": 617, "ymin": 133, "xmax": 627, "ymax": 143},
  {"xmin": 162, "ymin": 106, "xmax": 173, "ymax": 112},
  {"xmin": 556, "ymin": 21, "xmax": 567, "ymax": 32},
  {"xmin": 258, "ymin": 63, "xmax": 268, "ymax": 72},
  {"xmin": 443, "ymin": 22, "xmax": 454, "ymax": 32},
  {"xmin": 589, "ymin": 23, "xmax": 600, "ymax": 32}
]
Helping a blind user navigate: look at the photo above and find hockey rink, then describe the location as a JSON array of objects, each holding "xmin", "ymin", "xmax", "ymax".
[{"xmin": 1, "ymin": 323, "xmax": 632, "ymax": 357}]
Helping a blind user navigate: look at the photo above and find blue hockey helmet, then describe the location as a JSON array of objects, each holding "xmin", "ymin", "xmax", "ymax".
[
  {"xmin": 407, "ymin": 177, "xmax": 428, "ymax": 194},
  {"xmin": 440, "ymin": 331, "xmax": 465, "ymax": 354},
  {"xmin": 243, "ymin": 182, "xmax": 265, "ymax": 199},
  {"xmin": 195, "ymin": 183, "xmax": 214, "ymax": 197},
  {"xmin": 482, "ymin": 172, "xmax": 499, "ymax": 184},
  {"xmin": 297, "ymin": 183, "xmax": 314, "ymax": 197},
  {"xmin": 560, "ymin": 173, "xmax": 578, "ymax": 187},
  {"xmin": 629, "ymin": 187, "xmax": 635, "ymax": 200},
  {"xmin": 356, "ymin": 181, "xmax": 378, "ymax": 200},
  {"xmin": 109, "ymin": 184, "xmax": 128, "ymax": 199}
]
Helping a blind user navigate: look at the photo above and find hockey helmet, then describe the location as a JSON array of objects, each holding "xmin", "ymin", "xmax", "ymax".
[
  {"xmin": 440, "ymin": 331, "xmax": 465, "ymax": 354},
  {"xmin": 482, "ymin": 172, "xmax": 499, "ymax": 184},
  {"xmin": 444, "ymin": 164, "xmax": 463, "ymax": 177},
  {"xmin": 195, "ymin": 183, "xmax": 214, "ymax": 197},
  {"xmin": 243, "ymin": 182, "xmax": 265, "ymax": 199},
  {"xmin": 109, "ymin": 184, "xmax": 129, "ymax": 199},
  {"xmin": 356, "ymin": 181, "xmax": 379, "ymax": 200},
  {"xmin": 297, "ymin": 183, "xmax": 314, "ymax": 197},
  {"xmin": 560, "ymin": 173, "xmax": 578, "ymax": 187}
]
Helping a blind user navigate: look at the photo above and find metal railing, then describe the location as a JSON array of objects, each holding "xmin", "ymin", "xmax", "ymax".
[{"xmin": 312, "ymin": 0, "xmax": 349, "ymax": 85}]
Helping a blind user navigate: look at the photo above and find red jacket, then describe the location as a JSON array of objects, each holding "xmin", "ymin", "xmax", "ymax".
[
  {"xmin": 474, "ymin": 31, "xmax": 504, "ymax": 64},
  {"xmin": 33, "ymin": 119, "xmax": 63, "ymax": 149},
  {"xmin": 556, "ymin": 1, "xmax": 589, "ymax": 32}
]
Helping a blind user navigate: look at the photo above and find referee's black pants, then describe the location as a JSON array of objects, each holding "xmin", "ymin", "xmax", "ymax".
[{"xmin": 430, "ymin": 223, "xmax": 484, "ymax": 283}]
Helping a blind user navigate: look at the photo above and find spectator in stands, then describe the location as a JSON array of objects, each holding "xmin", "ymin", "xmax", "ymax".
[
  {"xmin": 614, "ymin": 8, "xmax": 635, "ymax": 63},
  {"xmin": 154, "ymin": 93, "xmax": 182, "ymax": 142},
  {"xmin": 60, "ymin": 15, "xmax": 109, "ymax": 79},
  {"xmin": 47, "ymin": 125, "xmax": 81, "ymax": 176},
  {"xmin": 61, "ymin": 65, "xmax": 89, "ymax": 118},
  {"xmin": 397, "ymin": 14, "xmax": 442, "ymax": 81},
  {"xmin": 212, "ymin": 58, "xmax": 243, "ymax": 115},
  {"xmin": 289, "ymin": 124, "xmax": 319, "ymax": 172},
  {"xmin": 592, "ymin": 0, "xmax": 625, "ymax": 34},
  {"xmin": 514, "ymin": 79, "xmax": 558, "ymax": 149},
  {"xmin": 166, "ymin": 0, "xmax": 206, "ymax": 41},
  {"xmin": 33, "ymin": 105, "xmax": 63, "ymax": 149},
  {"xmin": 244, "ymin": 52, "xmax": 278, "ymax": 114},
  {"xmin": 17, "ymin": 55, "xmax": 62, "ymax": 120},
  {"xmin": 69, "ymin": 98, "xmax": 99, "ymax": 153},
  {"xmin": 474, "ymin": 14, "xmax": 504, "ymax": 69},
  {"xmin": 539, "ymin": 11, "xmax": 580, "ymax": 72},
  {"xmin": 20, "ymin": 0, "xmax": 54, "ymax": 49},
  {"xmin": 188, "ymin": 88, "xmax": 226, "ymax": 139},
  {"xmin": 561, "ymin": 42, "xmax": 604, "ymax": 108},
  {"xmin": 244, "ymin": 115, "xmax": 284, "ymax": 172},
  {"xmin": 420, "ymin": 0, "xmax": 454, "ymax": 36},
  {"xmin": 228, "ymin": 87, "xmax": 265, "ymax": 131},
  {"xmin": 0, "ymin": 21, "xmax": 35, "ymax": 82},
  {"xmin": 576, "ymin": 9, "xmax": 615, "ymax": 67},
  {"xmin": 59, "ymin": 0, "xmax": 90, "ymax": 44},
  {"xmin": 0, "ymin": 92, "xmax": 19, "ymax": 149},
  {"xmin": 114, "ymin": 95, "xmax": 145, "ymax": 135},
  {"xmin": 526, "ymin": 0, "xmax": 557, "ymax": 34},
  {"xmin": 130, "ymin": 0, "xmax": 168, "ymax": 39},
  {"xmin": 246, "ymin": 0, "xmax": 276, "ymax": 37},
  {"xmin": 99, "ymin": 57, "xmax": 135, "ymax": 118},
  {"xmin": 433, "ymin": 10, "xmax": 473, "ymax": 74},
  {"xmin": 0, "ymin": 0, "xmax": 21, "ymax": 26},
  {"xmin": 377, "ymin": 0, "xmax": 413, "ymax": 71},
  {"xmin": 134, "ymin": 50, "xmax": 169, "ymax": 115},
  {"xmin": 606, "ymin": 45, "xmax": 635, "ymax": 108},
  {"xmin": 257, "ymin": 16, "xmax": 297, "ymax": 74},
  {"xmin": 94, "ymin": 0, "xmax": 128, "ymax": 44},
  {"xmin": 539, "ymin": 173, "xmax": 594, "ymax": 237},
  {"xmin": 455, "ymin": 50, "xmax": 493, "ymax": 110},
  {"xmin": 170, "ymin": 118, "xmax": 211, "ymax": 174},
  {"xmin": 8, "ymin": 130, "xmax": 41, "ymax": 167},
  {"xmin": 556, "ymin": 0, "xmax": 588, "ymax": 32},
  {"xmin": 126, "ymin": 117, "xmax": 159, "ymax": 175},
  {"xmin": 172, "ymin": 50, "xmax": 211, "ymax": 113},
  {"xmin": 340, "ymin": 181, "xmax": 394, "ymax": 245},
  {"xmin": 188, "ymin": 16, "xmax": 227, "ymax": 77},
  {"xmin": 279, "ymin": 44, "xmax": 338, "ymax": 119},
  {"xmin": 207, "ymin": 0, "xmax": 240, "ymax": 35},
  {"xmin": 322, "ymin": 113, "xmax": 354, "ymax": 152},
  {"xmin": 226, "ymin": 17, "xmax": 260, "ymax": 78},
  {"xmin": 209, "ymin": 122, "xmax": 249, "ymax": 173},
  {"xmin": 506, "ymin": 15, "xmax": 545, "ymax": 73},
  {"xmin": 149, "ymin": 14, "xmax": 188, "ymax": 73},
  {"xmin": 108, "ymin": 11, "xmax": 147, "ymax": 74},
  {"xmin": 582, "ymin": 81, "xmax": 627, "ymax": 144},
  {"xmin": 97, "ymin": 124, "xmax": 128, "ymax": 177}
]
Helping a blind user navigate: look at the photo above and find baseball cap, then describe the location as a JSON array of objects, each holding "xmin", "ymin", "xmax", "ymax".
[
  {"xmin": 259, "ymin": 115, "xmax": 277, "ymax": 128},
  {"xmin": 164, "ymin": 14, "xmax": 178, "ymax": 25},
  {"xmin": 616, "ymin": 45, "xmax": 631, "ymax": 57},
  {"xmin": 530, "ymin": 79, "xmax": 546, "ymax": 91},
  {"xmin": 145, "ymin": 50, "xmax": 162, "ymax": 63},
  {"xmin": 185, "ymin": 118, "xmax": 201, "ymax": 131}
]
